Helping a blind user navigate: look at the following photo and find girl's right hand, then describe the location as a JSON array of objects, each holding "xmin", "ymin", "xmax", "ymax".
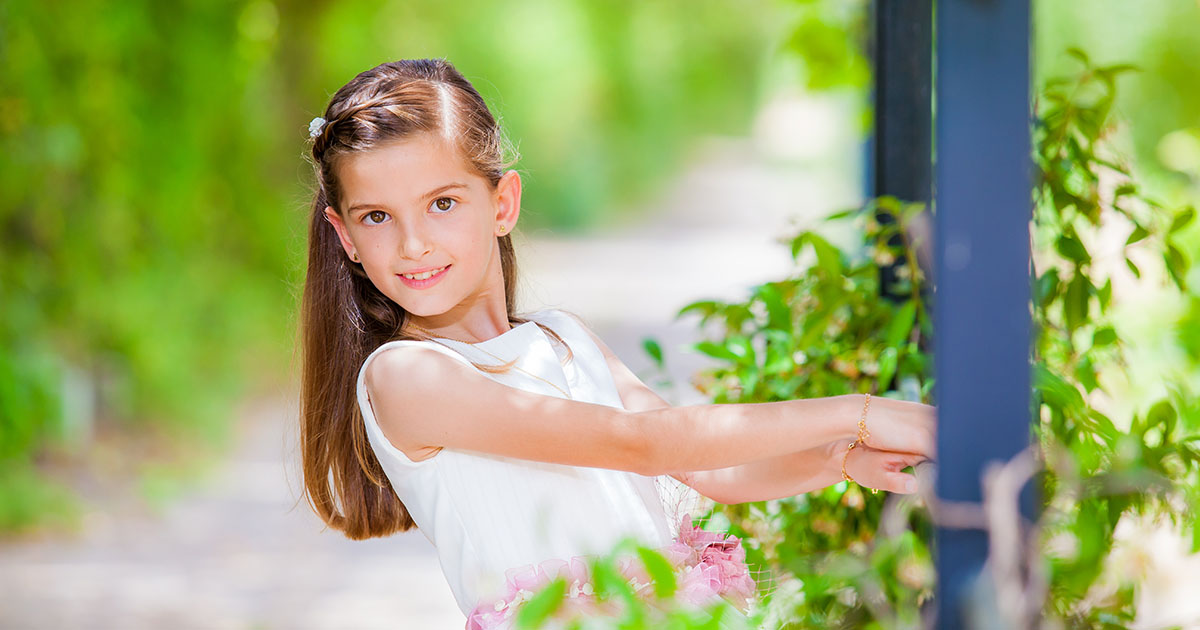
[
  {"xmin": 843, "ymin": 444, "xmax": 927, "ymax": 494},
  {"xmin": 855, "ymin": 395, "xmax": 937, "ymax": 461}
]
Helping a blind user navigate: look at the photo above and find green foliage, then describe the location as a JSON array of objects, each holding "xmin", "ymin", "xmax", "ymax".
[
  {"xmin": 1035, "ymin": 0, "xmax": 1200, "ymax": 210},
  {"xmin": 303, "ymin": 1, "xmax": 778, "ymax": 232},
  {"xmin": 779, "ymin": 0, "xmax": 871, "ymax": 91},
  {"xmin": 516, "ymin": 50, "xmax": 1200, "ymax": 628},
  {"xmin": 516, "ymin": 577, "xmax": 570, "ymax": 629},
  {"xmin": 657, "ymin": 51, "xmax": 1198, "ymax": 628},
  {"xmin": 1032, "ymin": 49, "xmax": 1199, "ymax": 627},
  {"xmin": 0, "ymin": 463, "xmax": 81, "ymax": 534},
  {"xmin": 506, "ymin": 538, "xmax": 762, "ymax": 630},
  {"xmin": 1, "ymin": 0, "xmax": 293, "ymax": 532},
  {"xmin": 1, "ymin": 0, "xmax": 782, "ymax": 532},
  {"xmin": 678, "ymin": 197, "xmax": 935, "ymax": 627}
]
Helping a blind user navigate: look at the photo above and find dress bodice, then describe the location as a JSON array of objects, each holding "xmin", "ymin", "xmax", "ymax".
[{"xmin": 355, "ymin": 308, "xmax": 686, "ymax": 618}]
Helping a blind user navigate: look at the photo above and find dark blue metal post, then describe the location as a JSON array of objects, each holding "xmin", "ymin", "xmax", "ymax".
[
  {"xmin": 871, "ymin": 0, "xmax": 933, "ymax": 307},
  {"xmin": 934, "ymin": 0, "xmax": 1035, "ymax": 628}
]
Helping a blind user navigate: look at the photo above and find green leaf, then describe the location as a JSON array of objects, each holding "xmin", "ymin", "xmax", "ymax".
[
  {"xmin": 884, "ymin": 301, "xmax": 917, "ymax": 348},
  {"xmin": 738, "ymin": 366, "xmax": 761, "ymax": 394},
  {"xmin": 1065, "ymin": 47, "xmax": 1091, "ymax": 66},
  {"xmin": 1036, "ymin": 268, "xmax": 1061, "ymax": 309},
  {"xmin": 1074, "ymin": 355, "xmax": 1100, "ymax": 393},
  {"xmin": 762, "ymin": 329, "xmax": 795, "ymax": 373},
  {"xmin": 1112, "ymin": 183, "xmax": 1137, "ymax": 201},
  {"xmin": 728, "ymin": 335, "xmax": 756, "ymax": 365},
  {"xmin": 877, "ymin": 346, "xmax": 898, "ymax": 389},
  {"xmin": 1125, "ymin": 225, "xmax": 1149, "ymax": 246},
  {"xmin": 789, "ymin": 231, "xmax": 810, "ymax": 261},
  {"xmin": 1064, "ymin": 274, "xmax": 1090, "ymax": 332},
  {"xmin": 694, "ymin": 341, "xmax": 740, "ymax": 363},
  {"xmin": 822, "ymin": 206, "xmax": 861, "ymax": 222},
  {"xmin": 1095, "ymin": 63, "xmax": 1139, "ymax": 78},
  {"xmin": 677, "ymin": 300, "xmax": 722, "ymax": 323},
  {"xmin": 635, "ymin": 546, "xmax": 678, "ymax": 599},
  {"xmin": 757, "ymin": 283, "xmax": 792, "ymax": 332},
  {"xmin": 1087, "ymin": 408, "xmax": 1120, "ymax": 443},
  {"xmin": 642, "ymin": 338, "xmax": 664, "ymax": 369},
  {"xmin": 1097, "ymin": 277, "xmax": 1112, "ymax": 310},
  {"xmin": 591, "ymin": 557, "xmax": 636, "ymax": 603},
  {"xmin": 1092, "ymin": 326, "xmax": 1117, "ymax": 347},
  {"xmin": 807, "ymin": 232, "xmax": 844, "ymax": 276},
  {"xmin": 1034, "ymin": 362, "xmax": 1085, "ymax": 410},
  {"xmin": 1170, "ymin": 207, "xmax": 1195, "ymax": 234},
  {"xmin": 1165, "ymin": 243, "xmax": 1189, "ymax": 291},
  {"xmin": 514, "ymin": 577, "xmax": 567, "ymax": 629},
  {"xmin": 1125, "ymin": 256, "xmax": 1141, "ymax": 279},
  {"xmin": 1055, "ymin": 235, "xmax": 1092, "ymax": 265},
  {"xmin": 1146, "ymin": 400, "xmax": 1177, "ymax": 441}
]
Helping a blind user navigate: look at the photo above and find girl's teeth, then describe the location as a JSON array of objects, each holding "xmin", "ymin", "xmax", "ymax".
[{"xmin": 403, "ymin": 266, "xmax": 446, "ymax": 280}]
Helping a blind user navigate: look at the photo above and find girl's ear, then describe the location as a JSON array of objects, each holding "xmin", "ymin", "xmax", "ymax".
[
  {"xmin": 493, "ymin": 170, "xmax": 521, "ymax": 233},
  {"xmin": 323, "ymin": 205, "xmax": 358, "ymax": 259}
]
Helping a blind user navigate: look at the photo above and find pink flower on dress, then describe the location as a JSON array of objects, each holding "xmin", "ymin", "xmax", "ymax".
[
  {"xmin": 678, "ymin": 561, "xmax": 723, "ymax": 606},
  {"xmin": 467, "ymin": 556, "xmax": 597, "ymax": 630},
  {"xmin": 466, "ymin": 514, "xmax": 759, "ymax": 629},
  {"xmin": 675, "ymin": 513, "xmax": 759, "ymax": 611}
]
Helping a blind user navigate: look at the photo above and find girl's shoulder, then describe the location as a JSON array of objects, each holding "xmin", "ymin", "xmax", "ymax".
[
  {"xmin": 358, "ymin": 337, "xmax": 473, "ymax": 379},
  {"xmin": 357, "ymin": 307, "xmax": 575, "ymax": 379}
]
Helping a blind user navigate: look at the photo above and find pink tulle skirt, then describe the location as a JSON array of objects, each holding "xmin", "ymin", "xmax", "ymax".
[{"xmin": 465, "ymin": 513, "xmax": 758, "ymax": 629}]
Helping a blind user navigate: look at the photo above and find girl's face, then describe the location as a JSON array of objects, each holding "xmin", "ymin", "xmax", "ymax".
[{"xmin": 323, "ymin": 133, "xmax": 521, "ymax": 320}]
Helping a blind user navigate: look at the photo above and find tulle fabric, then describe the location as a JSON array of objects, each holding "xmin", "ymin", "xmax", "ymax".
[{"xmin": 465, "ymin": 513, "xmax": 758, "ymax": 629}]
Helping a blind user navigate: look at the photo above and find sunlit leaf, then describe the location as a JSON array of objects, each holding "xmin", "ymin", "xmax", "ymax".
[
  {"xmin": 1092, "ymin": 326, "xmax": 1117, "ymax": 347},
  {"xmin": 514, "ymin": 577, "xmax": 567, "ymax": 629},
  {"xmin": 1055, "ymin": 235, "xmax": 1091, "ymax": 265},
  {"xmin": 884, "ymin": 301, "xmax": 916, "ymax": 348},
  {"xmin": 1169, "ymin": 207, "xmax": 1195, "ymax": 234},
  {"xmin": 635, "ymin": 546, "xmax": 677, "ymax": 599},
  {"xmin": 643, "ymin": 338, "xmax": 664, "ymax": 369},
  {"xmin": 1125, "ymin": 225, "xmax": 1149, "ymax": 246}
]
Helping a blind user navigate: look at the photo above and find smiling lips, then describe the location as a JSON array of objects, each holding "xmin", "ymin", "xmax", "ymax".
[
  {"xmin": 397, "ymin": 264, "xmax": 450, "ymax": 288},
  {"xmin": 400, "ymin": 264, "xmax": 449, "ymax": 280}
]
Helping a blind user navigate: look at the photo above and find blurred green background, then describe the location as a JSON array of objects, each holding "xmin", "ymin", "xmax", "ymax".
[
  {"xmin": 0, "ymin": 0, "xmax": 786, "ymax": 533},
  {"xmin": 2, "ymin": 0, "xmax": 1199, "ymax": 535}
]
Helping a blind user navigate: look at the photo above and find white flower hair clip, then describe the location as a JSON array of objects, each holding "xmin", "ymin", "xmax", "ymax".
[{"xmin": 308, "ymin": 116, "xmax": 327, "ymax": 139}]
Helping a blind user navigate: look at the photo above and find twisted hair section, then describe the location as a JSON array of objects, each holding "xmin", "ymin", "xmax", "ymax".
[{"xmin": 298, "ymin": 58, "xmax": 571, "ymax": 539}]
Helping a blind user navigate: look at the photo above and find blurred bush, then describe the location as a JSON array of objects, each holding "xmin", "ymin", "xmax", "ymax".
[{"xmin": 0, "ymin": 0, "xmax": 788, "ymax": 533}]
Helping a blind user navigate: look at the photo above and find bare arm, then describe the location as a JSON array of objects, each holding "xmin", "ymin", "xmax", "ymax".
[
  {"xmin": 562, "ymin": 311, "xmax": 927, "ymax": 500},
  {"xmin": 364, "ymin": 343, "xmax": 865, "ymax": 477}
]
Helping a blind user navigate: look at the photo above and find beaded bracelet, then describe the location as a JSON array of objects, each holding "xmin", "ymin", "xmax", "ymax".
[{"xmin": 841, "ymin": 392, "xmax": 878, "ymax": 494}]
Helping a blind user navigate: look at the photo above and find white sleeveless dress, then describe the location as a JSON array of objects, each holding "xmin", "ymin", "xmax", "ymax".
[{"xmin": 356, "ymin": 308, "xmax": 705, "ymax": 622}]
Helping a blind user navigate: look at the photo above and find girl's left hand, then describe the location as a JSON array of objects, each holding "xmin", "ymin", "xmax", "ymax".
[{"xmin": 843, "ymin": 444, "xmax": 927, "ymax": 494}]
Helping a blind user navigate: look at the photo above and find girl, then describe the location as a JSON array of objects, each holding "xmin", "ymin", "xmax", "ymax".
[{"xmin": 299, "ymin": 58, "xmax": 936, "ymax": 629}]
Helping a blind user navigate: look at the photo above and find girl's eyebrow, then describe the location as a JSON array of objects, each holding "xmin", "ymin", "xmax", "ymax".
[{"xmin": 347, "ymin": 182, "xmax": 469, "ymax": 214}]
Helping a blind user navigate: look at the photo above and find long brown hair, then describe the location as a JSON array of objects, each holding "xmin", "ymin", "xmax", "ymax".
[{"xmin": 299, "ymin": 58, "xmax": 573, "ymax": 540}]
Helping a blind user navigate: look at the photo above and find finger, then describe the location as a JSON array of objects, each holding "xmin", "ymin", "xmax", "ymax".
[
  {"xmin": 862, "ymin": 446, "xmax": 928, "ymax": 468},
  {"xmin": 886, "ymin": 472, "xmax": 919, "ymax": 494}
]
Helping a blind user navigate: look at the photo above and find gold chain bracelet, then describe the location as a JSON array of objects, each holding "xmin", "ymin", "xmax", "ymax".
[{"xmin": 841, "ymin": 392, "xmax": 878, "ymax": 494}]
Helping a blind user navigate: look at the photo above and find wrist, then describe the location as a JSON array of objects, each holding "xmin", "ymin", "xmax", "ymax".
[
  {"xmin": 844, "ymin": 393, "xmax": 868, "ymax": 443},
  {"xmin": 824, "ymin": 439, "xmax": 848, "ymax": 486}
]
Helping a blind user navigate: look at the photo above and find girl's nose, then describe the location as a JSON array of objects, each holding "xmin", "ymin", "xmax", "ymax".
[{"xmin": 399, "ymin": 219, "xmax": 434, "ymax": 259}]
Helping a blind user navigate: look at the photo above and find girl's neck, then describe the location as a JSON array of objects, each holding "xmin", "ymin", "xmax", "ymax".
[{"xmin": 404, "ymin": 312, "xmax": 514, "ymax": 344}]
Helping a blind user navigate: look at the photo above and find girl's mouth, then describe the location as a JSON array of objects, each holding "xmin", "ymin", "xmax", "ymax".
[{"xmin": 398, "ymin": 264, "xmax": 450, "ymax": 289}]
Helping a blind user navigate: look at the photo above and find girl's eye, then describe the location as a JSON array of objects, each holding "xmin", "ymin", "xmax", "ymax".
[
  {"xmin": 364, "ymin": 210, "xmax": 388, "ymax": 225},
  {"xmin": 431, "ymin": 197, "xmax": 457, "ymax": 213}
]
